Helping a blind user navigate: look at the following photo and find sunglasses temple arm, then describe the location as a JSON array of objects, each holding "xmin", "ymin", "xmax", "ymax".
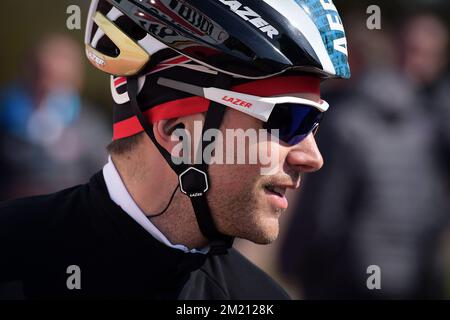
[
  {"xmin": 157, "ymin": 77, "xmax": 206, "ymax": 98},
  {"xmin": 157, "ymin": 77, "xmax": 274, "ymax": 122}
]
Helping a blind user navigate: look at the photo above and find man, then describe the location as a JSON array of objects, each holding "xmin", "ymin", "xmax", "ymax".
[
  {"xmin": 0, "ymin": 0, "xmax": 350, "ymax": 299},
  {"xmin": 0, "ymin": 34, "xmax": 110, "ymax": 201}
]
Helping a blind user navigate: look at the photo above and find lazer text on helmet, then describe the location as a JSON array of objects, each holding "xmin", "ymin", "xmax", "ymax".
[
  {"xmin": 320, "ymin": 0, "xmax": 348, "ymax": 56},
  {"xmin": 217, "ymin": 0, "xmax": 279, "ymax": 39}
]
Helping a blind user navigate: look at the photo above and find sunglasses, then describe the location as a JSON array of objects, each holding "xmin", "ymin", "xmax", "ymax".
[{"xmin": 157, "ymin": 77, "xmax": 328, "ymax": 146}]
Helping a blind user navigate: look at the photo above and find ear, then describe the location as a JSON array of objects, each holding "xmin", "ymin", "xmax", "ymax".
[
  {"xmin": 153, "ymin": 118, "xmax": 186, "ymax": 154},
  {"xmin": 153, "ymin": 113, "xmax": 206, "ymax": 157}
]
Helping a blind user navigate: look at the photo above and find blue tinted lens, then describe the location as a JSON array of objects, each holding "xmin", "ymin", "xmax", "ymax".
[{"xmin": 264, "ymin": 103, "xmax": 324, "ymax": 145}]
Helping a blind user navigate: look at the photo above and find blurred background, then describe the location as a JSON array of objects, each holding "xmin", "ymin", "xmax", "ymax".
[
  {"xmin": 0, "ymin": 0, "xmax": 449, "ymax": 299},
  {"xmin": 0, "ymin": 1, "xmax": 111, "ymax": 199}
]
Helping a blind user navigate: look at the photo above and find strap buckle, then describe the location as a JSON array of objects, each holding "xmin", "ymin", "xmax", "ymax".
[{"xmin": 179, "ymin": 167, "xmax": 209, "ymax": 198}]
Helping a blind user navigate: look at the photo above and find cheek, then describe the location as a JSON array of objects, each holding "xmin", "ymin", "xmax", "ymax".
[
  {"xmin": 210, "ymin": 109, "xmax": 289, "ymax": 183},
  {"xmin": 253, "ymin": 136, "xmax": 289, "ymax": 176},
  {"xmin": 209, "ymin": 162, "xmax": 261, "ymax": 194}
]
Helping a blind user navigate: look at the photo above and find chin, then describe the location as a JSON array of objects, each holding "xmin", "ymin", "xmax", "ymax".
[{"xmin": 242, "ymin": 217, "xmax": 280, "ymax": 245}]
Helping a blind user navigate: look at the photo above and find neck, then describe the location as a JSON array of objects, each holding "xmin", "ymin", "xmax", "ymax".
[{"xmin": 112, "ymin": 154, "xmax": 209, "ymax": 250}]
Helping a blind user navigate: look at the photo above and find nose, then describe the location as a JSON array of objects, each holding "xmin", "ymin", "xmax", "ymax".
[{"xmin": 286, "ymin": 134, "xmax": 324, "ymax": 173}]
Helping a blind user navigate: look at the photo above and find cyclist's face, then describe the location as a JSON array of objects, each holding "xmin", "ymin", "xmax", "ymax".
[{"xmin": 207, "ymin": 93, "xmax": 324, "ymax": 244}]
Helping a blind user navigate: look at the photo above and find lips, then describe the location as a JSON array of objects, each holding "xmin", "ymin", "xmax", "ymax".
[
  {"xmin": 265, "ymin": 185, "xmax": 286, "ymax": 197},
  {"xmin": 264, "ymin": 184, "xmax": 288, "ymax": 210}
]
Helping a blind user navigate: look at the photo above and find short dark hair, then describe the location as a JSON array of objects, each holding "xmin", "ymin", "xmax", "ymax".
[{"xmin": 106, "ymin": 132, "xmax": 145, "ymax": 156}]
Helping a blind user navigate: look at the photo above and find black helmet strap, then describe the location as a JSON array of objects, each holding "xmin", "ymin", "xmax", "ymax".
[{"xmin": 127, "ymin": 74, "xmax": 234, "ymax": 255}]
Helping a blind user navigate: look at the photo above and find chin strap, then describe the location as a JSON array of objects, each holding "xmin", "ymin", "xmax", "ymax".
[{"xmin": 127, "ymin": 74, "xmax": 234, "ymax": 255}]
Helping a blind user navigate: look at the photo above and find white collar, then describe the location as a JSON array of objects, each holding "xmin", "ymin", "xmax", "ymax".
[{"xmin": 102, "ymin": 157, "xmax": 208, "ymax": 255}]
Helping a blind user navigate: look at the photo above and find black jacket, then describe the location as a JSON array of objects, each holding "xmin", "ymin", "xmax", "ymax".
[{"xmin": 0, "ymin": 171, "xmax": 290, "ymax": 299}]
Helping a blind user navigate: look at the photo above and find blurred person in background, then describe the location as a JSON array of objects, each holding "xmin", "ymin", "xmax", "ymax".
[
  {"xmin": 400, "ymin": 13, "xmax": 450, "ymax": 185},
  {"xmin": 0, "ymin": 34, "xmax": 110, "ymax": 201},
  {"xmin": 279, "ymin": 12, "xmax": 450, "ymax": 299}
]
